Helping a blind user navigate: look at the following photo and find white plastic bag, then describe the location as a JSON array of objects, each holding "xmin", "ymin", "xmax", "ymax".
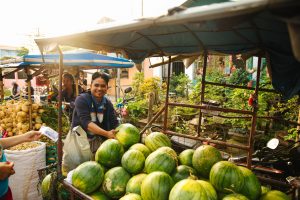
[
  {"xmin": 5, "ymin": 141, "xmax": 46, "ymax": 200},
  {"xmin": 62, "ymin": 126, "xmax": 92, "ymax": 176}
]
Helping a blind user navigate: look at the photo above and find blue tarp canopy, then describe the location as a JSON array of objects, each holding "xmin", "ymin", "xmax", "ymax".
[
  {"xmin": 0, "ymin": 52, "xmax": 134, "ymax": 69},
  {"xmin": 35, "ymin": 0, "xmax": 300, "ymax": 99}
]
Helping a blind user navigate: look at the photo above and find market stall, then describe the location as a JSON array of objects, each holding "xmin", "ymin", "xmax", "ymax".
[{"xmin": 34, "ymin": 0, "xmax": 300, "ymax": 199}]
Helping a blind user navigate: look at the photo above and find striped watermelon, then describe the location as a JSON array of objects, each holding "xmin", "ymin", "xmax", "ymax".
[
  {"xmin": 209, "ymin": 161, "xmax": 244, "ymax": 193},
  {"xmin": 192, "ymin": 145, "xmax": 222, "ymax": 178},
  {"xmin": 144, "ymin": 132, "xmax": 171, "ymax": 152},
  {"xmin": 223, "ymin": 193, "xmax": 249, "ymax": 200},
  {"xmin": 129, "ymin": 143, "xmax": 151, "ymax": 158},
  {"xmin": 169, "ymin": 179, "xmax": 206, "ymax": 200},
  {"xmin": 197, "ymin": 180, "xmax": 218, "ymax": 200},
  {"xmin": 95, "ymin": 139, "xmax": 124, "ymax": 168},
  {"xmin": 145, "ymin": 150, "xmax": 176, "ymax": 174},
  {"xmin": 41, "ymin": 173, "xmax": 54, "ymax": 199},
  {"xmin": 171, "ymin": 165, "xmax": 197, "ymax": 183},
  {"xmin": 260, "ymin": 190, "xmax": 291, "ymax": 200},
  {"xmin": 101, "ymin": 167, "xmax": 131, "ymax": 199},
  {"xmin": 116, "ymin": 123, "xmax": 140, "ymax": 149},
  {"xmin": 126, "ymin": 173, "xmax": 147, "ymax": 195},
  {"xmin": 120, "ymin": 193, "xmax": 142, "ymax": 200},
  {"xmin": 238, "ymin": 166, "xmax": 261, "ymax": 200},
  {"xmin": 89, "ymin": 191, "xmax": 110, "ymax": 200},
  {"xmin": 141, "ymin": 171, "xmax": 173, "ymax": 200},
  {"xmin": 121, "ymin": 149, "xmax": 145, "ymax": 174},
  {"xmin": 178, "ymin": 149, "xmax": 194, "ymax": 167},
  {"xmin": 156, "ymin": 146, "xmax": 178, "ymax": 162},
  {"xmin": 72, "ymin": 161, "xmax": 104, "ymax": 194}
]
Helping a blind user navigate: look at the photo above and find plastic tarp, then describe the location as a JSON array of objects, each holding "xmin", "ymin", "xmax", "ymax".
[
  {"xmin": 0, "ymin": 52, "xmax": 134, "ymax": 69},
  {"xmin": 35, "ymin": 0, "xmax": 300, "ymax": 99}
]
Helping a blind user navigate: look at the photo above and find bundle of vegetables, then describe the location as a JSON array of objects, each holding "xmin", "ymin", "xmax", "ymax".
[
  {"xmin": 55, "ymin": 123, "xmax": 291, "ymax": 200},
  {"xmin": 0, "ymin": 99, "xmax": 45, "ymax": 137}
]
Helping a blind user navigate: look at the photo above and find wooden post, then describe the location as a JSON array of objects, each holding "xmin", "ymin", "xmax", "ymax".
[
  {"xmin": 147, "ymin": 92, "xmax": 155, "ymax": 123},
  {"xmin": 196, "ymin": 52, "xmax": 208, "ymax": 136},
  {"xmin": 75, "ymin": 67, "xmax": 79, "ymax": 96},
  {"xmin": 25, "ymin": 67, "xmax": 33, "ymax": 130},
  {"xmin": 247, "ymin": 56, "xmax": 262, "ymax": 168},
  {"xmin": 163, "ymin": 56, "xmax": 172, "ymax": 131},
  {"xmin": 0, "ymin": 68, "xmax": 3, "ymax": 101}
]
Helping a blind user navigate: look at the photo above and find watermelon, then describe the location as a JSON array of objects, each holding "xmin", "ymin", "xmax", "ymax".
[
  {"xmin": 171, "ymin": 165, "xmax": 197, "ymax": 183},
  {"xmin": 178, "ymin": 149, "xmax": 194, "ymax": 167},
  {"xmin": 260, "ymin": 190, "xmax": 291, "ymax": 200},
  {"xmin": 261, "ymin": 186, "xmax": 271, "ymax": 195},
  {"xmin": 144, "ymin": 132, "xmax": 171, "ymax": 152},
  {"xmin": 169, "ymin": 179, "xmax": 207, "ymax": 200},
  {"xmin": 238, "ymin": 166, "xmax": 261, "ymax": 200},
  {"xmin": 222, "ymin": 193, "xmax": 249, "ymax": 200},
  {"xmin": 209, "ymin": 161, "xmax": 244, "ymax": 193},
  {"xmin": 121, "ymin": 149, "xmax": 145, "ymax": 174},
  {"xmin": 120, "ymin": 193, "xmax": 142, "ymax": 200},
  {"xmin": 101, "ymin": 166, "xmax": 131, "ymax": 199},
  {"xmin": 156, "ymin": 146, "xmax": 178, "ymax": 162},
  {"xmin": 126, "ymin": 173, "xmax": 147, "ymax": 195},
  {"xmin": 41, "ymin": 173, "xmax": 54, "ymax": 198},
  {"xmin": 129, "ymin": 143, "xmax": 151, "ymax": 158},
  {"xmin": 145, "ymin": 150, "xmax": 177, "ymax": 174},
  {"xmin": 197, "ymin": 180, "xmax": 218, "ymax": 200},
  {"xmin": 72, "ymin": 161, "xmax": 104, "ymax": 194},
  {"xmin": 89, "ymin": 191, "xmax": 110, "ymax": 200},
  {"xmin": 141, "ymin": 171, "xmax": 173, "ymax": 200},
  {"xmin": 192, "ymin": 145, "xmax": 222, "ymax": 178},
  {"xmin": 95, "ymin": 139, "xmax": 124, "ymax": 168},
  {"xmin": 116, "ymin": 123, "xmax": 140, "ymax": 149}
]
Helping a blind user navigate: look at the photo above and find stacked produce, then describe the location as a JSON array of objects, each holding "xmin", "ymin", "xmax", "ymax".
[
  {"xmin": 0, "ymin": 99, "xmax": 45, "ymax": 137},
  {"xmin": 42, "ymin": 123, "xmax": 291, "ymax": 200}
]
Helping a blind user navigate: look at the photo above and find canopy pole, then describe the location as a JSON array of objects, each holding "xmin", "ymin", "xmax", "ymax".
[
  {"xmin": 57, "ymin": 46, "xmax": 63, "ymax": 179},
  {"xmin": 75, "ymin": 67, "xmax": 79, "ymax": 96},
  {"xmin": 25, "ymin": 67, "xmax": 33, "ymax": 130},
  {"xmin": 0, "ymin": 68, "xmax": 3, "ymax": 101},
  {"xmin": 196, "ymin": 51, "xmax": 208, "ymax": 136},
  {"xmin": 163, "ymin": 56, "xmax": 172, "ymax": 131}
]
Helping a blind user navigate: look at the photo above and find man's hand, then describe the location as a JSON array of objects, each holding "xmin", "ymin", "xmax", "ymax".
[
  {"xmin": 24, "ymin": 131, "xmax": 41, "ymax": 142},
  {"xmin": 106, "ymin": 130, "xmax": 118, "ymax": 139},
  {"xmin": 0, "ymin": 162, "xmax": 15, "ymax": 180}
]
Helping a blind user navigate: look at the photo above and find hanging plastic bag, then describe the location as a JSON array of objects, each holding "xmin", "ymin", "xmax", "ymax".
[{"xmin": 62, "ymin": 126, "xmax": 92, "ymax": 176}]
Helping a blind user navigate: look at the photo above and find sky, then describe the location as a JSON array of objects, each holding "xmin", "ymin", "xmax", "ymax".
[{"xmin": 0, "ymin": 0, "xmax": 185, "ymax": 51}]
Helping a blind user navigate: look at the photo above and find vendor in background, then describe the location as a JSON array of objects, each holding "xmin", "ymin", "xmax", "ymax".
[
  {"xmin": 78, "ymin": 70, "xmax": 87, "ymax": 93},
  {"xmin": 0, "ymin": 131, "xmax": 41, "ymax": 200},
  {"xmin": 71, "ymin": 72, "xmax": 118, "ymax": 153},
  {"xmin": 61, "ymin": 73, "xmax": 77, "ymax": 121},
  {"xmin": 22, "ymin": 81, "xmax": 34, "ymax": 97},
  {"xmin": 10, "ymin": 82, "xmax": 20, "ymax": 99}
]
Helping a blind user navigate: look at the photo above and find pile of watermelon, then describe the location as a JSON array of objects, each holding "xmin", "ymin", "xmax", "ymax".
[{"xmin": 67, "ymin": 123, "xmax": 291, "ymax": 200}]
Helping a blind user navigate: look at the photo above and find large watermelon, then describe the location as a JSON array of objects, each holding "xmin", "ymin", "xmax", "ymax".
[
  {"xmin": 197, "ymin": 180, "xmax": 218, "ymax": 200},
  {"xmin": 238, "ymin": 166, "xmax": 261, "ymax": 200},
  {"xmin": 145, "ymin": 150, "xmax": 177, "ymax": 174},
  {"xmin": 261, "ymin": 186, "xmax": 271, "ymax": 195},
  {"xmin": 72, "ymin": 161, "xmax": 104, "ymax": 194},
  {"xmin": 126, "ymin": 173, "xmax": 147, "ymax": 195},
  {"xmin": 120, "ymin": 193, "xmax": 142, "ymax": 200},
  {"xmin": 171, "ymin": 165, "xmax": 197, "ymax": 183},
  {"xmin": 101, "ymin": 166, "xmax": 131, "ymax": 199},
  {"xmin": 209, "ymin": 161, "xmax": 244, "ymax": 193},
  {"xmin": 141, "ymin": 171, "xmax": 173, "ymax": 200},
  {"xmin": 156, "ymin": 146, "xmax": 178, "ymax": 162},
  {"xmin": 116, "ymin": 123, "xmax": 140, "ymax": 149},
  {"xmin": 144, "ymin": 132, "xmax": 171, "ymax": 152},
  {"xmin": 129, "ymin": 143, "xmax": 151, "ymax": 158},
  {"xmin": 178, "ymin": 149, "xmax": 194, "ymax": 167},
  {"xmin": 121, "ymin": 149, "xmax": 145, "ymax": 174},
  {"xmin": 89, "ymin": 191, "xmax": 110, "ymax": 200},
  {"xmin": 222, "ymin": 193, "xmax": 249, "ymax": 200},
  {"xmin": 192, "ymin": 145, "xmax": 222, "ymax": 178},
  {"xmin": 169, "ymin": 179, "xmax": 207, "ymax": 200},
  {"xmin": 95, "ymin": 139, "xmax": 124, "ymax": 168},
  {"xmin": 260, "ymin": 190, "xmax": 291, "ymax": 200}
]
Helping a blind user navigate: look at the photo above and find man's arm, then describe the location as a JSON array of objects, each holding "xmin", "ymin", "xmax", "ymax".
[{"xmin": 0, "ymin": 131, "xmax": 41, "ymax": 149}]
